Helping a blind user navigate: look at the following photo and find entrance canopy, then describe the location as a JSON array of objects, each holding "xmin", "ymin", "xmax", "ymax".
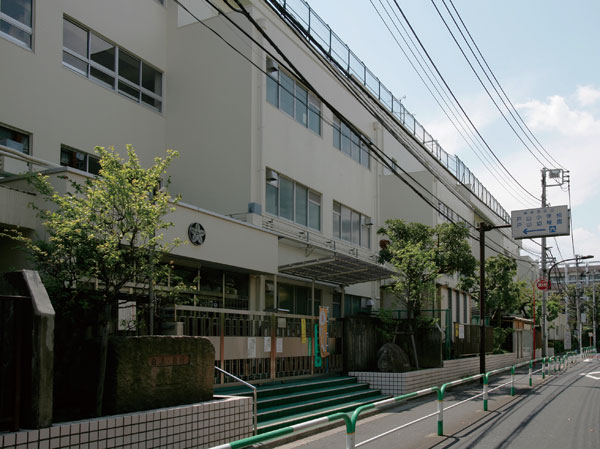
[{"xmin": 278, "ymin": 254, "xmax": 395, "ymax": 286}]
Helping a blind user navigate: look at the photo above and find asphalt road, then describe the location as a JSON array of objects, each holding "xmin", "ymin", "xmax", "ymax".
[{"xmin": 274, "ymin": 357, "xmax": 600, "ymax": 449}]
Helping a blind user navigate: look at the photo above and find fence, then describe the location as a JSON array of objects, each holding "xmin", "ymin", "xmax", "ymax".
[
  {"xmin": 264, "ymin": 0, "xmax": 511, "ymax": 224},
  {"xmin": 168, "ymin": 306, "xmax": 343, "ymax": 384},
  {"xmin": 210, "ymin": 347, "xmax": 597, "ymax": 449}
]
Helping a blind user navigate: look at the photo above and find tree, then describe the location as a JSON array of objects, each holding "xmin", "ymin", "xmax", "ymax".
[
  {"xmin": 461, "ymin": 254, "xmax": 521, "ymax": 326},
  {"xmin": 378, "ymin": 220, "xmax": 476, "ymax": 367},
  {"xmin": 3, "ymin": 145, "xmax": 181, "ymax": 416}
]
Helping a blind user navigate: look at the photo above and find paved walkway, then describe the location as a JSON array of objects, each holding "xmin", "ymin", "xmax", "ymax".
[{"xmin": 272, "ymin": 359, "xmax": 599, "ymax": 449}]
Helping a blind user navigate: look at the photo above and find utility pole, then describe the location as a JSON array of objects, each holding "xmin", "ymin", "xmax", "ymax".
[
  {"xmin": 541, "ymin": 168, "xmax": 548, "ymax": 357},
  {"xmin": 576, "ymin": 256, "xmax": 582, "ymax": 354},
  {"xmin": 477, "ymin": 222, "xmax": 511, "ymax": 375},
  {"xmin": 593, "ymin": 274, "xmax": 597, "ymax": 349}
]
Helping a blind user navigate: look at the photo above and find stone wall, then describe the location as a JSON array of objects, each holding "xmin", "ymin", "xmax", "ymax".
[{"xmin": 104, "ymin": 336, "xmax": 214, "ymax": 415}]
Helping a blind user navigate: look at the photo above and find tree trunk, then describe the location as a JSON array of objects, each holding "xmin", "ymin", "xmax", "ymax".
[
  {"xmin": 408, "ymin": 308, "xmax": 420, "ymax": 370},
  {"xmin": 95, "ymin": 303, "xmax": 111, "ymax": 417}
]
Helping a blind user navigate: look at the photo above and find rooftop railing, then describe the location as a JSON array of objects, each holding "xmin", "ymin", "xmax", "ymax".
[{"xmin": 267, "ymin": 0, "xmax": 511, "ymax": 224}]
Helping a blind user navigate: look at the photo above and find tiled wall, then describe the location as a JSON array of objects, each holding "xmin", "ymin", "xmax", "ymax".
[
  {"xmin": 0, "ymin": 396, "xmax": 252, "ymax": 449},
  {"xmin": 350, "ymin": 353, "xmax": 541, "ymax": 396}
]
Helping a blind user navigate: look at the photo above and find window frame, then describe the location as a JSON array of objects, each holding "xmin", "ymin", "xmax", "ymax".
[
  {"xmin": 0, "ymin": 122, "xmax": 30, "ymax": 155},
  {"xmin": 0, "ymin": 0, "xmax": 33, "ymax": 49},
  {"xmin": 333, "ymin": 115, "xmax": 371, "ymax": 169},
  {"xmin": 266, "ymin": 58, "xmax": 322, "ymax": 136},
  {"xmin": 265, "ymin": 170, "xmax": 322, "ymax": 232},
  {"xmin": 60, "ymin": 145, "xmax": 100, "ymax": 175},
  {"xmin": 62, "ymin": 17, "xmax": 163, "ymax": 112},
  {"xmin": 332, "ymin": 201, "xmax": 371, "ymax": 249}
]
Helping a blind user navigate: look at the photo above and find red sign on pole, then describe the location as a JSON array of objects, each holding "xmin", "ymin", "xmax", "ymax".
[{"xmin": 536, "ymin": 278, "xmax": 550, "ymax": 290}]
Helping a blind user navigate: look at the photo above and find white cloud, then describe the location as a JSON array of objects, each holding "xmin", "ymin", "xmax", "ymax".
[{"xmin": 575, "ymin": 85, "xmax": 600, "ymax": 107}]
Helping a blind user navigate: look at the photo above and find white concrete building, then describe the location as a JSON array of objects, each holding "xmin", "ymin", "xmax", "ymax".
[{"xmin": 0, "ymin": 0, "xmax": 528, "ymax": 380}]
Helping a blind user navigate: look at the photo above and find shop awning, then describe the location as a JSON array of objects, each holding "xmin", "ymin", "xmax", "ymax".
[{"xmin": 278, "ymin": 253, "xmax": 395, "ymax": 286}]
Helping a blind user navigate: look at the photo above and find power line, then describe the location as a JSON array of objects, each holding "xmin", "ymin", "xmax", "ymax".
[
  {"xmin": 444, "ymin": 0, "xmax": 565, "ymax": 171},
  {"xmin": 174, "ymin": 0, "xmax": 534, "ymax": 264},
  {"xmin": 388, "ymin": 0, "xmax": 540, "ymax": 202},
  {"xmin": 370, "ymin": 0, "xmax": 536, "ymax": 208}
]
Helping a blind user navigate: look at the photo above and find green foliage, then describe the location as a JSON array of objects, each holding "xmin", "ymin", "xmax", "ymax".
[
  {"xmin": 461, "ymin": 254, "xmax": 521, "ymax": 325},
  {"xmin": 2, "ymin": 145, "xmax": 182, "ymax": 322},
  {"xmin": 378, "ymin": 220, "xmax": 476, "ymax": 317},
  {"xmin": 492, "ymin": 327, "xmax": 511, "ymax": 354}
]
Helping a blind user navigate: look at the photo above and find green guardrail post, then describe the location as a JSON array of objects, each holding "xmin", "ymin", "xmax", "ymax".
[
  {"xmin": 542, "ymin": 357, "xmax": 546, "ymax": 379},
  {"xmin": 483, "ymin": 374, "xmax": 489, "ymax": 411},
  {"xmin": 437, "ymin": 387, "xmax": 444, "ymax": 436},
  {"xmin": 528, "ymin": 360, "xmax": 533, "ymax": 387}
]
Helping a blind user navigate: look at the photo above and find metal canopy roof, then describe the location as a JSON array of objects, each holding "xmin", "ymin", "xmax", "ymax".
[{"xmin": 278, "ymin": 254, "xmax": 395, "ymax": 286}]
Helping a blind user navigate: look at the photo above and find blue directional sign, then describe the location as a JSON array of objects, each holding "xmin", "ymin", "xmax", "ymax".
[{"xmin": 511, "ymin": 205, "xmax": 570, "ymax": 239}]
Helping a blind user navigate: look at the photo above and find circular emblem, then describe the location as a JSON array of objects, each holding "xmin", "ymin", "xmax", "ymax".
[{"xmin": 188, "ymin": 223, "xmax": 206, "ymax": 246}]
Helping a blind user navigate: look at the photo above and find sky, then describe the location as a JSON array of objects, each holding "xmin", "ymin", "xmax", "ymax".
[{"xmin": 306, "ymin": 0, "xmax": 600, "ymax": 266}]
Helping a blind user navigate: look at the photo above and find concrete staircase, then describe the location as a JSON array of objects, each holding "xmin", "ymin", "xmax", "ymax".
[{"xmin": 215, "ymin": 375, "xmax": 388, "ymax": 434}]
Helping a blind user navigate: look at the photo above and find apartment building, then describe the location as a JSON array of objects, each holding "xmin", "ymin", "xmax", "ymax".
[{"xmin": 0, "ymin": 0, "xmax": 526, "ymax": 380}]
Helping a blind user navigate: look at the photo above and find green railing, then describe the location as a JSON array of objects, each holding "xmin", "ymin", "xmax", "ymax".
[{"xmin": 211, "ymin": 348, "xmax": 597, "ymax": 449}]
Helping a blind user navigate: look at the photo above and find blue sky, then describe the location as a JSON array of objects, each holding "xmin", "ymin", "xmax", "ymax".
[{"xmin": 309, "ymin": 0, "xmax": 600, "ymax": 264}]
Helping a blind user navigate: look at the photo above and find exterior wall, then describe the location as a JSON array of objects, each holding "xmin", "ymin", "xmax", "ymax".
[
  {"xmin": 0, "ymin": 0, "xmax": 168, "ymax": 170},
  {"xmin": 0, "ymin": 396, "xmax": 252, "ymax": 449}
]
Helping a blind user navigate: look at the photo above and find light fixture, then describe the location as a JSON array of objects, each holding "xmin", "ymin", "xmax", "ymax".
[
  {"xmin": 364, "ymin": 218, "xmax": 374, "ymax": 227},
  {"xmin": 266, "ymin": 168, "xmax": 278, "ymax": 182}
]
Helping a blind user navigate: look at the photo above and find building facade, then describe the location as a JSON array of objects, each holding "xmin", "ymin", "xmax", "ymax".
[{"xmin": 0, "ymin": 0, "xmax": 529, "ymax": 380}]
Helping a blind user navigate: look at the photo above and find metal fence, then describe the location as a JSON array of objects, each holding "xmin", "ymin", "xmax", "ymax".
[{"xmin": 266, "ymin": 0, "xmax": 510, "ymax": 224}]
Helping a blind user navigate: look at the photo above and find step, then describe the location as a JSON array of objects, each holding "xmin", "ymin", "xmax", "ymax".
[
  {"xmin": 257, "ymin": 383, "xmax": 370, "ymax": 410},
  {"xmin": 257, "ymin": 389, "xmax": 382, "ymax": 422},
  {"xmin": 257, "ymin": 393, "xmax": 390, "ymax": 434}
]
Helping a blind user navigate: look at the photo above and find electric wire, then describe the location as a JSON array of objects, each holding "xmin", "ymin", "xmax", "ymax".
[
  {"xmin": 431, "ymin": 0, "xmax": 554, "ymax": 168},
  {"xmin": 445, "ymin": 0, "xmax": 565, "ymax": 171},
  {"xmin": 370, "ymin": 0, "xmax": 535, "ymax": 208},
  {"xmin": 389, "ymin": 0, "xmax": 540, "ymax": 202},
  {"xmin": 173, "ymin": 0, "xmax": 536, "ymax": 266}
]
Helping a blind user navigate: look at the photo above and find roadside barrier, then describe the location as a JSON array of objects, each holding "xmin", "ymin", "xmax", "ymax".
[{"xmin": 210, "ymin": 349, "xmax": 597, "ymax": 449}]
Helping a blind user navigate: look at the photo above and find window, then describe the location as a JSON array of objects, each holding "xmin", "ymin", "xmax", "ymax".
[
  {"xmin": 0, "ymin": 123, "xmax": 29, "ymax": 154},
  {"xmin": 332, "ymin": 201, "xmax": 371, "ymax": 248},
  {"xmin": 60, "ymin": 146, "xmax": 100, "ymax": 175},
  {"xmin": 62, "ymin": 17, "xmax": 163, "ymax": 111},
  {"xmin": 0, "ymin": 0, "xmax": 32, "ymax": 48},
  {"xmin": 277, "ymin": 284, "xmax": 320, "ymax": 315},
  {"xmin": 333, "ymin": 292, "xmax": 365, "ymax": 318},
  {"xmin": 266, "ymin": 170, "xmax": 321, "ymax": 231},
  {"xmin": 266, "ymin": 59, "xmax": 321, "ymax": 135},
  {"xmin": 333, "ymin": 116, "xmax": 370, "ymax": 168}
]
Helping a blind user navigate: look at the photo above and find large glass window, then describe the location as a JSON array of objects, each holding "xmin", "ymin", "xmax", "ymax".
[
  {"xmin": 62, "ymin": 17, "xmax": 163, "ymax": 112},
  {"xmin": 266, "ymin": 58, "xmax": 321, "ymax": 135},
  {"xmin": 0, "ymin": 0, "xmax": 32, "ymax": 48},
  {"xmin": 333, "ymin": 201, "xmax": 371, "ymax": 249},
  {"xmin": 60, "ymin": 146, "xmax": 100, "ymax": 175},
  {"xmin": 277, "ymin": 284, "xmax": 320, "ymax": 315},
  {"xmin": 333, "ymin": 116, "xmax": 370, "ymax": 168},
  {"xmin": 0, "ymin": 123, "xmax": 30, "ymax": 154},
  {"xmin": 266, "ymin": 170, "xmax": 321, "ymax": 231}
]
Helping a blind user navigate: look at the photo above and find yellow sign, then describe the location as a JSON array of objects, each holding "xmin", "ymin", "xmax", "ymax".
[{"xmin": 301, "ymin": 318, "xmax": 307, "ymax": 343}]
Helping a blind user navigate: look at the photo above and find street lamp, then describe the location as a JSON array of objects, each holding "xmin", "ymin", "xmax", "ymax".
[{"xmin": 547, "ymin": 254, "xmax": 593, "ymax": 354}]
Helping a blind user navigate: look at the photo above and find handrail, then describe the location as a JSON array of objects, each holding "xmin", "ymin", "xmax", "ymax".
[
  {"xmin": 215, "ymin": 366, "xmax": 258, "ymax": 436},
  {"xmin": 211, "ymin": 349, "xmax": 597, "ymax": 449}
]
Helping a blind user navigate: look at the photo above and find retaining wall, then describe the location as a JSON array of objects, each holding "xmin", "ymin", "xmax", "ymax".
[
  {"xmin": 350, "ymin": 351, "xmax": 553, "ymax": 396},
  {"xmin": 0, "ymin": 396, "xmax": 252, "ymax": 449}
]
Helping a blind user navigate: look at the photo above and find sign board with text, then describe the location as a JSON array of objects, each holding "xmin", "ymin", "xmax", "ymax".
[{"xmin": 511, "ymin": 206, "xmax": 570, "ymax": 239}]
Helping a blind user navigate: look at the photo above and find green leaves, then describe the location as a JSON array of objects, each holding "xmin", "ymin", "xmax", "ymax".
[
  {"xmin": 378, "ymin": 219, "xmax": 476, "ymax": 316},
  {"xmin": 8, "ymin": 145, "xmax": 181, "ymax": 309}
]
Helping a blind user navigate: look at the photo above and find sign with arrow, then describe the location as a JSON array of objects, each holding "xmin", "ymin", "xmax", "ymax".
[{"xmin": 511, "ymin": 205, "xmax": 570, "ymax": 239}]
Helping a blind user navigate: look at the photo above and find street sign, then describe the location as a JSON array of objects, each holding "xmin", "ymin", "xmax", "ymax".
[
  {"xmin": 511, "ymin": 205, "xmax": 570, "ymax": 239},
  {"xmin": 536, "ymin": 278, "xmax": 549, "ymax": 290}
]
